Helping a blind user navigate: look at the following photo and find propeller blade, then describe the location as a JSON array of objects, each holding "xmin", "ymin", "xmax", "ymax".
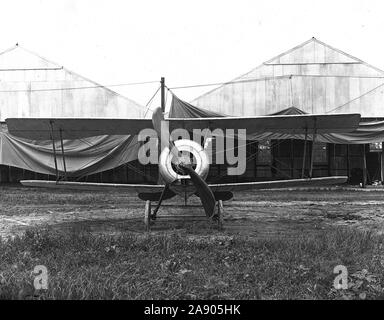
[
  {"xmin": 152, "ymin": 107, "xmax": 179, "ymax": 158},
  {"xmin": 180, "ymin": 164, "xmax": 216, "ymax": 218},
  {"xmin": 152, "ymin": 108, "xmax": 215, "ymax": 217}
]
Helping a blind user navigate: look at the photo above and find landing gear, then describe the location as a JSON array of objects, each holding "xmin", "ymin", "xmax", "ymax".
[
  {"xmin": 212, "ymin": 200, "xmax": 224, "ymax": 230},
  {"xmin": 143, "ymin": 199, "xmax": 225, "ymax": 231}
]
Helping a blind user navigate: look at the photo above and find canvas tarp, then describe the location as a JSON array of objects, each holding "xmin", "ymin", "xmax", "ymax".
[
  {"xmin": 2, "ymin": 95, "xmax": 384, "ymax": 177},
  {"xmin": 0, "ymin": 131, "xmax": 140, "ymax": 177},
  {"xmin": 169, "ymin": 94, "xmax": 384, "ymax": 144},
  {"xmin": 169, "ymin": 94, "xmax": 226, "ymax": 118}
]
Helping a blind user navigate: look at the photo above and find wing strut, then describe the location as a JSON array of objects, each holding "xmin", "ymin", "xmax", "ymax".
[
  {"xmin": 59, "ymin": 128, "xmax": 67, "ymax": 180},
  {"xmin": 151, "ymin": 183, "xmax": 170, "ymax": 219},
  {"xmin": 49, "ymin": 120, "xmax": 68, "ymax": 182},
  {"xmin": 309, "ymin": 119, "xmax": 317, "ymax": 179},
  {"xmin": 301, "ymin": 127, "xmax": 308, "ymax": 179},
  {"xmin": 49, "ymin": 120, "xmax": 59, "ymax": 181}
]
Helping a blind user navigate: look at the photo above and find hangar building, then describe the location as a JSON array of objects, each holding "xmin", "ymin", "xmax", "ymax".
[
  {"xmin": 190, "ymin": 38, "xmax": 384, "ymax": 185},
  {"xmin": 0, "ymin": 44, "xmax": 146, "ymax": 183},
  {"xmin": 1, "ymin": 38, "xmax": 384, "ymax": 185}
]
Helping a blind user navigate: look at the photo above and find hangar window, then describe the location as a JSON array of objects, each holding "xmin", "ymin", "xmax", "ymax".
[
  {"xmin": 256, "ymin": 140, "xmax": 272, "ymax": 178},
  {"xmin": 257, "ymin": 140, "xmax": 271, "ymax": 163},
  {"xmin": 313, "ymin": 142, "xmax": 327, "ymax": 163},
  {"xmin": 370, "ymin": 142, "xmax": 382, "ymax": 152}
]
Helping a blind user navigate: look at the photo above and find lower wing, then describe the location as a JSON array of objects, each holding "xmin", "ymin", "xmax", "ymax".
[
  {"xmin": 21, "ymin": 176, "xmax": 347, "ymax": 194},
  {"xmin": 20, "ymin": 180, "xmax": 165, "ymax": 193},
  {"xmin": 208, "ymin": 176, "xmax": 348, "ymax": 192}
]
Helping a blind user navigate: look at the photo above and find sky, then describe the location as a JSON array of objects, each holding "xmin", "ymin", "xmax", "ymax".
[{"xmin": 0, "ymin": 0, "xmax": 383, "ymax": 109}]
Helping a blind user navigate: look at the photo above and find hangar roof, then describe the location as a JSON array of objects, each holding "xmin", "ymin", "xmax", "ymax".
[
  {"xmin": 0, "ymin": 44, "xmax": 145, "ymax": 120},
  {"xmin": 192, "ymin": 38, "xmax": 384, "ymax": 118}
]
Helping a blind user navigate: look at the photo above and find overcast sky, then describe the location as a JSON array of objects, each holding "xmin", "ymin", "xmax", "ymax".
[{"xmin": 1, "ymin": 0, "xmax": 383, "ymax": 109}]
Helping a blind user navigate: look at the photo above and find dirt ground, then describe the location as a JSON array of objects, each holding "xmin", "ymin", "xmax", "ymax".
[{"xmin": 1, "ymin": 184, "xmax": 384, "ymax": 239}]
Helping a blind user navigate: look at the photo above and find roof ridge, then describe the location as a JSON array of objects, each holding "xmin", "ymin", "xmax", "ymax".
[
  {"xmin": 312, "ymin": 38, "xmax": 384, "ymax": 75},
  {"xmin": 263, "ymin": 37, "xmax": 316, "ymax": 64},
  {"xmin": 192, "ymin": 38, "xmax": 384, "ymax": 103},
  {"xmin": 0, "ymin": 44, "xmax": 19, "ymax": 57}
]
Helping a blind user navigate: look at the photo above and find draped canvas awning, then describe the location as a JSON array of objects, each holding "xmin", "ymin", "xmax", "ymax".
[
  {"xmin": 1, "ymin": 94, "xmax": 384, "ymax": 177},
  {"xmin": 0, "ymin": 131, "xmax": 140, "ymax": 176}
]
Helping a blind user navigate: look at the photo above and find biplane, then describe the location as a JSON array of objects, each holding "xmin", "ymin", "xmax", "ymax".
[{"xmin": 6, "ymin": 105, "xmax": 361, "ymax": 230}]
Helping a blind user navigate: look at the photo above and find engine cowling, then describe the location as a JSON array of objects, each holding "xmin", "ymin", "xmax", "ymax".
[{"xmin": 158, "ymin": 139, "xmax": 210, "ymax": 185}]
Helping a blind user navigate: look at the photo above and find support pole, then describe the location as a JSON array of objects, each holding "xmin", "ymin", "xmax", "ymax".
[
  {"xmin": 184, "ymin": 188, "xmax": 188, "ymax": 206},
  {"xmin": 362, "ymin": 144, "xmax": 367, "ymax": 188},
  {"xmin": 301, "ymin": 128, "xmax": 308, "ymax": 179},
  {"xmin": 49, "ymin": 121, "xmax": 59, "ymax": 181},
  {"xmin": 290, "ymin": 139, "xmax": 294, "ymax": 178},
  {"xmin": 309, "ymin": 128, "xmax": 317, "ymax": 179},
  {"xmin": 381, "ymin": 142, "xmax": 384, "ymax": 185},
  {"xmin": 160, "ymin": 77, "xmax": 165, "ymax": 112},
  {"xmin": 59, "ymin": 129, "xmax": 67, "ymax": 180},
  {"xmin": 144, "ymin": 200, "xmax": 151, "ymax": 232},
  {"xmin": 347, "ymin": 144, "xmax": 350, "ymax": 181},
  {"xmin": 217, "ymin": 200, "xmax": 224, "ymax": 231}
]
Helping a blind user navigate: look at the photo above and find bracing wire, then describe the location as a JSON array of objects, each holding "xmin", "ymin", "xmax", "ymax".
[
  {"xmin": 143, "ymin": 85, "xmax": 161, "ymax": 118},
  {"xmin": 326, "ymin": 82, "xmax": 384, "ymax": 114},
  {"xmin": 168, "ymin": 74, "xmax": 384, "ymax": 90},
  {"xmin": 0, "ymin": 80, "xmax": 159, "ymax": 93}
]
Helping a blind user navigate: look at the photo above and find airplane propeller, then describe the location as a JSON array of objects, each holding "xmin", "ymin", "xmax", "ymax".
[{"xmin": 151, "ymin": 107, "xmax": 216, "ymax": 218}]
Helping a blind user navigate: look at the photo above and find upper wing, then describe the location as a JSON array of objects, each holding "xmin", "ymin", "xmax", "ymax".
[
  {"xmin": 6, "ymin": 113, "xmax": 361, "ymax": 140},
  {"xmin": 168, "ymin": 113, "xmax": 361, "ymax": 134},
  {"xmin": 208, "ymin": 176, "xmax": 348, "ymax": 192},
  {"xmin": 6, "ymin": 118, "xmax": 152, "ymax": 140}
]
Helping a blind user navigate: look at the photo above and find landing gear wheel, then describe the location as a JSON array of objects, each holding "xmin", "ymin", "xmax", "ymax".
[{"xmin": 144, "ymin": 200, "xmax": 151, "ymax": 232}]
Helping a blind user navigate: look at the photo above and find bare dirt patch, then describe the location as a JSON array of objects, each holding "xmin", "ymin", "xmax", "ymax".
[{"xmin": 2, "ymin": 185, "xmax": 384, "ymax": 239}]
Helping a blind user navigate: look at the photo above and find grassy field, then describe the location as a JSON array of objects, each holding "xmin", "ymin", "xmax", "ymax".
[
  {"xmin": 1, "ymin": 226, "xmax": 384, "ymax": 300},
  {"xmin": 1, "ymin": 185, "xmax": 384, "ymax": 300}
]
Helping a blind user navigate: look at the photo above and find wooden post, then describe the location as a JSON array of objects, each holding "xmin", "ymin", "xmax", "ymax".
[
  {"xmin": 362, "ymin": 144, "xmax": 367, "ymax": 188},
  {"xmin": 144, "ymin": 200, "xmax": 151, "ymax": 232},
  {"xmin": 327, "ymin": 144, "xmax": 331, "ymax": 176},
  {"xmin": 59, "ymin": 129, "xmax": 67, "ymax": 180},
  {"xmin": 381, "ymin": 142, "xmax": 384, "ymax": 185},
  {"xmin": 217, "ymin": 200, "xmax": 224, "ymax": 231},
  {"xmin": 301, "ymin": 128, "xmax": 308, "ymax": 178},
  {"xmin": 160, "ymin": 77, "xmax": 165, "ymax": 113},
  {"xmin": 254, "ymin": 141, "xmax": 258, "ymax": 179},
  {"xmin": 347, "ymin": 144, "xmax": 350, "ymax": 181},
  {"xmin": 49, "ymin": 121, "xmax": 59, "ymax": 181},
  {"xmin": 309, "ymin": 129, "xmax": 317, "ymax": 179},
  {"xmin": 290, "ymin": 139, "xmax": 294, "ymax": 178}
]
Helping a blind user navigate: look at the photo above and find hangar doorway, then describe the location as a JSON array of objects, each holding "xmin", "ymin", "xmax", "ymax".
[{"xmin": 366, "ymin": 143, "xmax": 382, "ymax": 184}]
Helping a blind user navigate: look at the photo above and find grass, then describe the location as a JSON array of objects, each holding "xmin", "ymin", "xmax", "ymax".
[
  {"xmin": 1, "ymin": 226, "xmax": 384, "ymax": 300},
  {"xmin": 2, "ymin": 185, "xmax": 384, "ymax": 206}
]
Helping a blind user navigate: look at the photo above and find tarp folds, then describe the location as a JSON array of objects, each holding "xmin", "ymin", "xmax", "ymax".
[
  {"xmin": 169, "ymin": 94, "xmax": 226, "ymax": 118},
  {"xmin": 169, "ymin": 94, "xmax": 384, "ymax": 144},
  {"xmin": 0, "ymin": 132, "xmax": 140, "ymax": 177},
  {"xmin": 2, "ymin": 94, "xmax": 384, "ymax": 178},
  {"xmin": 269, "ymin": 107, "xmax": 307, "ymax": 115}
]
